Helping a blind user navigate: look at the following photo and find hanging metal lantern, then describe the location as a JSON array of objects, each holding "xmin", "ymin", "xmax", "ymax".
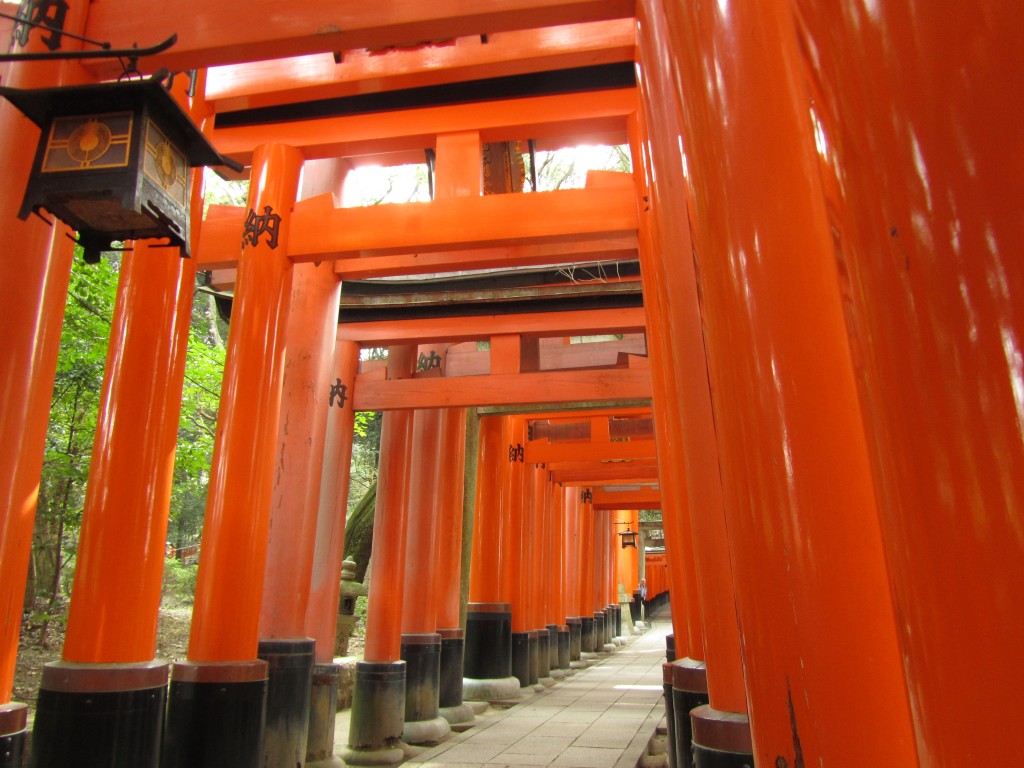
[
  {"xmin": 618, "ymin": 527, "xmax": 638, "ymax": 549},
  {"xmin": 0, "ymin": 74, "xmax": 240, "ymax": 263}
]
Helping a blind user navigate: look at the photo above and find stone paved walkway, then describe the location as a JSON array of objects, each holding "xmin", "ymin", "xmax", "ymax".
[{"xmin": 400, "ymin": 616, "xmax": 670, "ymax": 768}]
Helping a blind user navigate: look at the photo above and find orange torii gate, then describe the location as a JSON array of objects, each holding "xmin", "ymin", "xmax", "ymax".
[{"xmin": 0, "ymin": 2, "xmax": 1021, "ymax": 768}]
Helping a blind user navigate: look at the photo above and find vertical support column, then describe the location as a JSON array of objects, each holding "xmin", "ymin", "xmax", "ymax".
[
  {"xmin": 345, "ymin": 348, "xmax": 415, "ymax": 766},
  {"xmin": 656, "ymin": 0, "xmax": 919, "ymax": 765},
  {"xmin": 530, "ymin": 463, "xmax": 554, "ymax": 685},
  {"xmin": 400, "ymin": 400, "xmax": 450, "ymax": 745},
  {"xmin": 633, "ymin": 1, "xmax": 751, "ymax": 762},
  {"xmin": 464, "ymin": 416, "xmax": 517, "ymax": 700},
  {"xmin": 258, "ymin": 258, "xmax": 342, "ymax": 768},
  {"xmin": 577, "ymin": 489, "xmax": 597, "ymax": 656},
  {"xmin": 305, "ymin": 337, "xmax": 360, "ymax": 768},
  {"xmin": 503, "ymin": 416, "xmax": 531, "ymax": 689},
  {"xmin": 793, "ymin": 2, "xmax": 1023, "ymax": 764},
  {"xmin": 0, "ymin": 8, "xmax": 88, "ymax": 757},
  {"xmin": 163, "ymin": 143, "xmax": 303, "ymax": 768},
  {"xmin": 549, "ymin": 481, "xmax": 570, "ymax": 673},
  {"xmin": 562, "ymin": 486, "xmax": 583, "ymax": 664},
  {"xmin": 434, "ymin": 408, "xmax": 472, "ymax": 724},
  {"xmin": 32, "ymin": 234, "xmax": 196, "ymax": 766}
]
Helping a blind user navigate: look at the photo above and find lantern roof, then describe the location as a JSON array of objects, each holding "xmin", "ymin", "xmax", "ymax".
[{"xmin": 0, "ymin": 76, "xmax": 241, "ymax": 172}]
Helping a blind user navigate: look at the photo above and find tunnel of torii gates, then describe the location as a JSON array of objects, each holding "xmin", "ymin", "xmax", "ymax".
[{"xmin": 0, "ymin": 1, "xmax": 1021, "ymax": 767}]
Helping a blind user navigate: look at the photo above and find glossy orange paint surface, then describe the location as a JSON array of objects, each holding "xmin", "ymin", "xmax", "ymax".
[
  {"xmin": 577, "ymin": 490, "xmax": 595, "ymax": 616},
  {"xmin": 402, "ymin": 407, "xmax": 444, "ymax": 635},
  {"xmin": 63, "ymin": 239, "xmax": 196, "ymax": 663},
  {"xmin": 614, "ymin": 510, "xmax": 639, "ymax": 599},
  {"xmin": 306, "ymin": 339, "xmax": 360, "ymax": 663},
  {"xmin": 435, "ymin": 408, "xmax": 467, "ymax": 631},
  {"xmin": 469, "ymin": 416, "xmax": 508, "ymax": 603},
  {"xmin": 506, "ymin": 416, "xmax": 529, "ymax": 633},
  {"xmin": 660, "ymin": 0, "xmax": 916, "ymax": 762},
  {"xmin": 0, "ymin": 7, "xmax": 88, "ymax": 702},
  {"xmin": 363, "ymin": 405, "xmax": 414, "ymax": 663},
  {"xmin": 561, "ymin": 487, "xmax": 581, "ymax": 619},
  {"xmin": 791, "ymin": 2, "xmax": 1024, "ymax": 762},
  {"xmin": 259, "ymin": 260, "xmax": 341, "ymax": 639},
  {"xmin": 626, "ymin": 109, "xmax": 702, "ymax": 662},
  {"xmin": 633, "ymin": 2, "xmax": 746, "ymax": 712},
  {"xmin": 188, "ymin": 143, "xmax": 303, "ymax": 662}
]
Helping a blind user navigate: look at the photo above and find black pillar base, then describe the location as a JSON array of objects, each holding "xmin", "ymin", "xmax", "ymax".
[
  {"xmin": 306, "ymin": 663, "xmax": 340, "ymax": 766},
  {"xmin": 691, "ymin": 705, "xmax": 753, "ymax": 768},
  {"xmin": 537, "ymin": 629, "xmax": 551, "ymax": 679},
  {"xmin": 567, "ymin": 617, "xmax": 582, "ymax": 660},
  {"xmin": 527, "ymin": 631, "xmax": 540, "ymax": 685},
  {"xmin": 593, "ymin": 611, "xmax": 606, "ymax": 648},
  {"xmin": 557, "ymin": 626, "xmax": 571, "ymax": 669},
  {"xmin": 580, "ymin": 617, "xmax": 595, "ymax": 653},
  {"xmin": 347, "ymin": 661, "xmax": 406, "ymax": 753},
  {"xmin": 630, "ymin": 590, "xmax": 641, "ymax": 623},
  {"xmin": 438, "ymin": 629, "xmax": 465, "ymax": 709},
  {"xmin": 673, "ymin": 658, "xmax": 710, "ymax": 768},
  {"xmin": 545, "ymin": 624, "xmax": 559, "ymax": 671},
  {"xmin": 662, "ymin": 664, "xmax": 677, "ymax": 768},
  {"xmin": 401, "ymin": 633, "xmax": 442, "ymax": 722},
  {"xmin": 464, "ymin": 603, "xmax": 512, "ymax": 679},
  {"xmin": 163, "ymin": 660, "xmax": 268, "ymax": 768},
  {"xmin": 511, "ymin": 632, "xmax": 530, "ymax": 687},
  {"xmin": 612, "ymin": 605, "xmax": 622, "ymax": 637},
  {"xmin": 258, "ymin": 637, "xmax": 314, "ymax": 768},
  {"xmin": 666, "ymin": 634, "xmax": 676, "ymax": 662},
  {"xmin": 0, "ymin": 703, "xmax": 27, "ymax": 768},
  {"xmin": 29, "ymin": 660, "xmax": 167, "ymax": 768}
]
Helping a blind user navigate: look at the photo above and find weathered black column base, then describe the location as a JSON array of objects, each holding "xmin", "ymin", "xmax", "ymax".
[
  {"xmin": 306, "ymin": 663, "xmax": 344, "ymax": 768},
  {"xmin": 163, "ymin": 660, "xmax": 268, "ymax": 768},
  {"xmin": 666, "ymin": 634, "xmax": 676, "ymax": 662},
  {"xmin": 691, "ymin": 705, "xmax": 753, "ymax": 768},
  {"xmin": 612, "ymin": 604, "xmax": 622, "ymax": 638},
  {"xmin": 536, "ymin": 628, "xmax": 552, "ymax": 683},
  {"xmin": 0, "ymin": 703, "xmax": 27, "ymax": 768},
  {"xmin": 258, "ymin": 637, "xmax": 314, "ymax": 768},
  {"xmin": 580, "ymin": 617, "xmax": 596, "ymax": 654},
  {"xmin": 557, "ymin": 625, "xmax": 571, "ymax": 670},
  {"xmin": 29, "ymin": 660, "xmax": 167, "ymax": 768},
  {"xmin": 438, "ymin": 628, "xmax": 465, "ymax": 710},
  {"xmin": 566, "ymin": 617, "xmax": 582, "ymax": 661},
  {"xmin": 673, "ymin": 659, "xmax": 710, "ymax": 768},
  {"xmin": 630, "ymin": 590, "xmax": 641, "ymax": 623},
  {"xmin": 401, "ymin": 634, "xmax": 450, "ymax": 745},
  {"xmin": 593, "ymin": 611, "xmax": 606, "ymax": 650},
  {"xmin": 545, "ymin": 624, "xmax": 559, "ymax": 670},
  {"xmin": 511, "ymin": 631, "xmax": 530, "ymax": 688},
  {"xmin": 343, "ymin": 661, "xmax": 406, "ymax": 766},
  {"xmin": 401, "ymin": 633, "xmax": 442, "ymax": 723},
  {"xmin": 527, "ymin": 630, "xmax": 540, "ymax": 687},
  {"xmin": 662, "ymin": 663, "xmax": 678, "ymax": 768},
  {"xmin": 464, "ymin": 603, "xmax": 512, "ymax": 680}
]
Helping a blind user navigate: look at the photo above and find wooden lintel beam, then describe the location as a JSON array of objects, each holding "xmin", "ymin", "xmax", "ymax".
[
  {"xmin": 352, "ymin": 366, "xmax": 651, "ymax": 411},
  {"xmin": 549, "ymin": 463, "xmax": 658, "ymax": 483},
  {"xmin": 84, "ymin": 0, "xmax": 636, "ymax": 76},
  {"xmin": 338, "ymin": 306, "xmax": 646, "ymax": 345},
  {"xmin": 594, "ymin": 490, "xmax": 661, "ymax": 511},
  {"xmin": 334, "ymin": 237, "xmax": 637, "ymax": 280},
  {"xmin": 526, "ymin": 437, "xmax": 657, "ymax": 464},
  {"xmin": 196, "ymin": 186, "xmax": 636, "ymax": 268},
  {"xmin": 205, "ymin": 21, "xmax": 636, "ymax": 113},
  {"xmin": 209, "ymin": 89, "xmax": 636, "ymax": 165}
]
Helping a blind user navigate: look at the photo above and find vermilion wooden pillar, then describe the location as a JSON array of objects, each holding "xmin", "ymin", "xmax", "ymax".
[
  {"xmin": 434, "ymin": 408, "xmax": 471, "ymax": 722},
  {"xmin": 0, "ymin": 9, "xmax": 86, "ymax": 761},
  {"xmin": 577, "ymin": 488, "xmax": 597, "ymax": 654},
  {"xmin": 793, "ymin": 2, "xmax": 1023, "ymax": 763},
  {"xmin": 346, "ymin": 347, "xmax": 415, "ymax": 766},
  {"xmin": 399, "ymin": 403, "xmax": 450, "ymax": 744},
  {"xmin": 504, "ymin": 416, "xmax": 532, "ymax": 688},
  {"xmin": 561, "ymin": 485, "xmax": 583, "ymax": 661},
  {"xmin": 305, "ymin": 337, "xmax": 359, "ymax": 768},
  {"xmin": 549, "ymin": 482, "xmax": 570, "ymax": 670},
  {"xmin": 530, "ymin": 462, "xmax": 554, "ymax": 681},
  {"xmin": 659, "ymin": 0, "xmax": 919, "ymax": 765},
  {"xmin": 633, "ymin": 2, "xmax": 749, "ymax": 763},
  {"xmin": 31, "ymin": 235, "xmax": 196, "ymax": 766},
  {"xmin": 164, "ymin": 143, "xmax": 303, "ymax": 768}
]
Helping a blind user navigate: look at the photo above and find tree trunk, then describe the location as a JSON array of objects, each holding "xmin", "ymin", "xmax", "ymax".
[{"xmin": 343, "ymin": 480, "xmax": 376, "ymax": 584}]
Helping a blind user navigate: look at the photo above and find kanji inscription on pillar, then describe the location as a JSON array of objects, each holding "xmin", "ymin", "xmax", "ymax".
[
  {"xmin": 11, "ymin": 0, "xmax": 68, "ymax": 51},
  {"xmin": 329, "ymin": 379, "xmax": 348, "ymax": 408},
  {"xmin": 508, "ymin": 443, "xmax": 524, "ymax": 463},
  {"xmin": 580, "ymin": 489, "xmax": 593, "ymax": 503},
  {"xmin": 416, "ymin": 350, "xmax": 442, "ymax": 372},
  {"xmin": 241, "ymin": 205, "xmax": 282, "ymax": 249}
]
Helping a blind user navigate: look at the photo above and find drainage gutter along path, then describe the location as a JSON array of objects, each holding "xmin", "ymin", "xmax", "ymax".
[{"xmin": 402, "ymin": 615, "xmax": 671, "ymax": 768}]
